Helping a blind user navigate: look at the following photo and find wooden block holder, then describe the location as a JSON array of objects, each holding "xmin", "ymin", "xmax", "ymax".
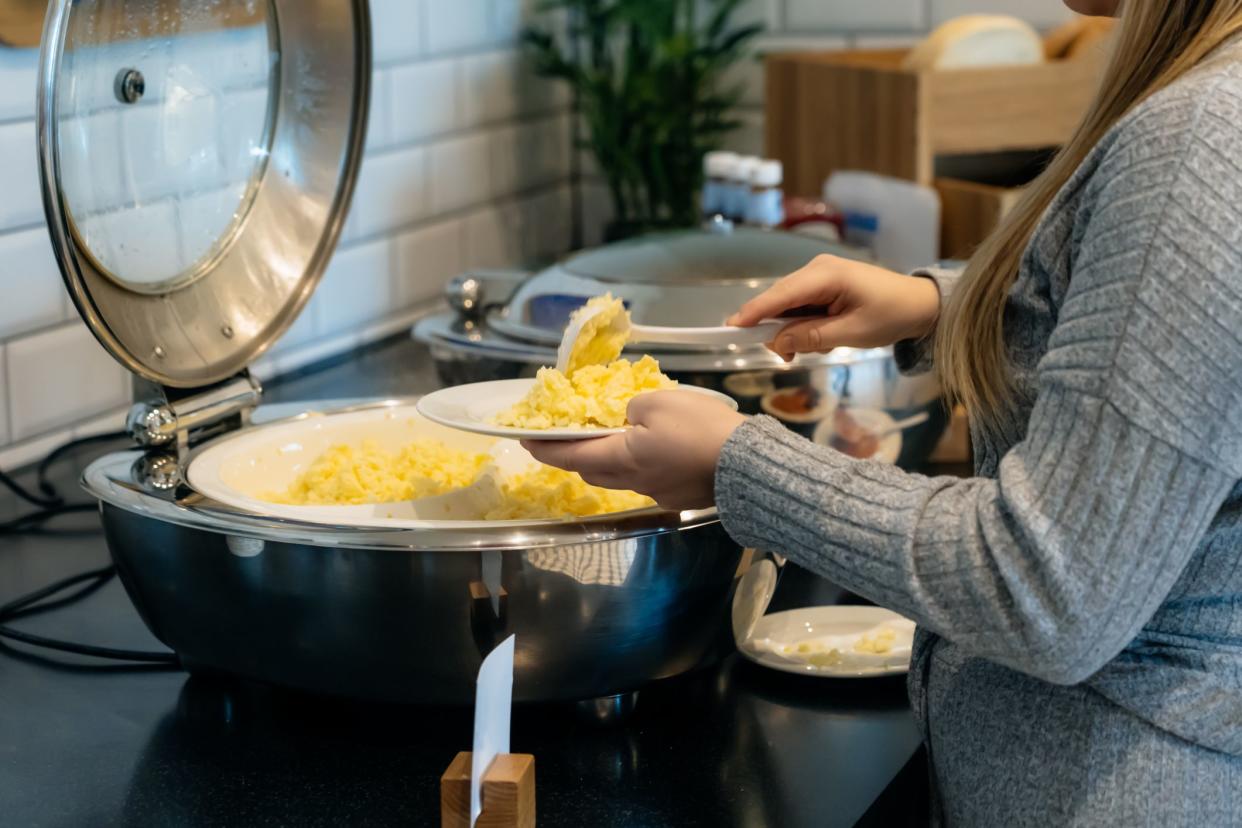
[
  {"xmin": 441, "ymin": 752, "xmax": 536, "ymax": 828},
  {"xmin": 764, "ymin": 47, "xmax": 1108, "ymax": 257}
]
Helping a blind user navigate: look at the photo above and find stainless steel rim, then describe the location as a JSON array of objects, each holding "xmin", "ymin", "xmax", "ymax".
[{"xmin": 84, "ymin": 400, "xmax": 724, "ymax": 552}]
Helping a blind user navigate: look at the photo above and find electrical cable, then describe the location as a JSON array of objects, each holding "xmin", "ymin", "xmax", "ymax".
[{"xmin": 0, "ymin": 433, "xmax": 182, "ymax": 666}]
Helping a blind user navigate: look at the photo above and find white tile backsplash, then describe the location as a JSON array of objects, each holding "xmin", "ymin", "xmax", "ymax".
[
  {"xmin": 389, "ymin": 59, "xmax": 460, "ymax": 143},
  {"xmin": 371, "ymin": 0, "xmax": 425, "ymax": 64},
  {"xmin": 425, "ymin": 2, "xmax": 493, "ymax": 55},
  {"xmin": 350, "ymin": 147, "xmax": 429, "ymax": 238},
  {"xmin": 428, "ymin": 133, "xmax": 492, "ymax": 214},
  {"xmin": 786, "ymin": 0, "xmax": 924, "ymax": 30},
  {"xmin": 0, "ymin": 228, "xmax": 67, "ymax": 339},
  {"xmin": 7, "ymin": 323, "xmax": 128, "ymax": 441},
  {"xmin": 0, "ymin": 48, "xmax": 37, "ymax": 122},
  {"xmin": 395, "ymin": 218, "xmax": 466, "ymax": 307},
  {"xmin": 0, "ymin": 120, "xmax": 44, "ymax": 230},
  {"xmin": 314, "ymin": 240, "xmax": 396, "ymax": 337},
  {"xmin": 0, "ymin": 0, "xmax": 1074, "ymax": 462},
  {"xmin": 464, "ymin": 204, "xmax": 526, "ymax": 270}
]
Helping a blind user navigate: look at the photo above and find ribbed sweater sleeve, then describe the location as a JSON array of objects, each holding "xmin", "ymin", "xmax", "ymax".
[
  {"xmin": 893, "ymin": 266, "xmax": 963, "ymax": 374},
  {"xmin": 716, "ymin": 83, "xmax": 1242, "ymax": 686}
]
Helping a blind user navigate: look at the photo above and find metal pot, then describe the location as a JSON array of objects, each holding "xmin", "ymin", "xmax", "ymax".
[
  {"xmin": 415, "ymin": 229, "xmax": 947, "ymax": 468},
  {"xmin": 86, "ymin": 403, "xmax": 747, "ymax": 705}
]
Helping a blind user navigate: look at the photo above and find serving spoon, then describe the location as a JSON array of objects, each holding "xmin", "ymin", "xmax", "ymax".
[{"xmin": 555, "ymin": 305, "xmax": 789, "ymax": 373}]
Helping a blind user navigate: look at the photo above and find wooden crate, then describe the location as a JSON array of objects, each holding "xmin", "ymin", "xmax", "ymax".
[
  {"xmin": 935, "ymin": 177, "xmax": 1026, "ymax": 260},
  {"xmin": 765, "ymin": 48, "xmax": 1105, "ymax": 197}
]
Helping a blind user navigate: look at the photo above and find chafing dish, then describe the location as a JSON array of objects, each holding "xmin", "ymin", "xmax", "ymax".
[{"xmin": 37, "ymin": 0, "xmax": 749, "ymax": 706}]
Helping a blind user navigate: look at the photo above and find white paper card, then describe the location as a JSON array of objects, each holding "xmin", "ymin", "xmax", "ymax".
[{"xmin": 471, "ymin": 635, "xmax": 515, "ymax": 827}]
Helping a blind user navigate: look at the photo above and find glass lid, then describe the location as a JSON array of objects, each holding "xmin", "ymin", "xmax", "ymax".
[
  {"xmin": 493, "ymin": 228, "xmax": 867, "ymax": 345},
  {"xmin": 38, "ymin": 0, "xmax": 370, "ymax": 388}
]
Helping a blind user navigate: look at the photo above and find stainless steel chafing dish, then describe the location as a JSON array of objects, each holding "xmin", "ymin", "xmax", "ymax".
[
  {"xmin": 36, "ymin": 0, "xmax": 751, "ymax": 707},
  {"xmin": 415, "ymin": 229, "xmax": 948, "ymax": 467}
]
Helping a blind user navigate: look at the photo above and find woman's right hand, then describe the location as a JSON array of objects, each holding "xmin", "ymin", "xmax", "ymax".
[{"xmin": 727, "ymin": 255, "xmax": 942, "ymax": 362}]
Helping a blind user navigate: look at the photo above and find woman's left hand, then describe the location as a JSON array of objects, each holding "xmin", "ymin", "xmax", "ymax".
[{"xmin": 522, "ymin": 390, "xmax": 747, "ymax": 511}]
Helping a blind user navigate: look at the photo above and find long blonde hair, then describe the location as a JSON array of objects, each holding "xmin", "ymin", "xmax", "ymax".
[{"xmin": 935, "ymin": 1, "xmax": 1242, "ymax": 431}]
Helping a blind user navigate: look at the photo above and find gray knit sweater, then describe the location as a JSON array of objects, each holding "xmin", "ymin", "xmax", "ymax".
[{"xmin": 716, "ymin": 42, "xmax": 1242, "ymax": 826}]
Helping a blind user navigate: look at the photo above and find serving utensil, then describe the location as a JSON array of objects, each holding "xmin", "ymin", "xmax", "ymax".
[{"xmin": 555, "ymin": 304, "xmax": 788, "ymax": 373}]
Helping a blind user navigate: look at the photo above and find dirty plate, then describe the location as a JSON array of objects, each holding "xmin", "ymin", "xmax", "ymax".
[
  {"xmin": 738, "ymin": 606, "xmax": 916, "ymax": 678},
  {"xmin": 417, "ymin": 378, "xmax": 738, "ymax": 441}
]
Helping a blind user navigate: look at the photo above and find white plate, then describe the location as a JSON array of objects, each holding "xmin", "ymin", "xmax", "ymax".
[
  {"xmin": 812, "ymin": 407, "xmax": 902, "ymax": 465},
  {"xmin": 738, "ymin": 606, "xmax": 916, "ymax": 678},
  {"xmin": 416, "ymin": 379, "xmax": 739, "ymax": 441}
]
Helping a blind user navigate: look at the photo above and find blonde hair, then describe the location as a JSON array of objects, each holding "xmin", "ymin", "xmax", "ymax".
[{"xmin": 935, "ymin": 1, "xmax": 1242, "ymax": 432}]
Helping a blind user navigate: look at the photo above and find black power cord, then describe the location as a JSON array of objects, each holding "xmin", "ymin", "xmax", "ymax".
[{"xmin": 0, "ymin": 432, "xmax": 181, "ymax": 666}]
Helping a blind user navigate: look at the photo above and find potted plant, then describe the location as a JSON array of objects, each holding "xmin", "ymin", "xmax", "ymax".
[{"xmin": 524, "ymin": 0, "xmax": 762, "ymax": 241}]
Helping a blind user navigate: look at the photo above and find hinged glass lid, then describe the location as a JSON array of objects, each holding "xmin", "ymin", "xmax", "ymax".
[{"xmin": 38, "ymin": 0, "xmax": 370, "ymax": 388}]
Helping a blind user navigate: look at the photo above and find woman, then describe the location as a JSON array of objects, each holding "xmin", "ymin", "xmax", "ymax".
[{"xmin": 528, "ymin": 1, "xmax": 1242, "ymax": 824}]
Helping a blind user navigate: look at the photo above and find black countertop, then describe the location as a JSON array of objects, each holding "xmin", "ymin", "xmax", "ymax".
[{"xmin": 0, "ymin": 338, "xmax": 926, "ymax": 828}]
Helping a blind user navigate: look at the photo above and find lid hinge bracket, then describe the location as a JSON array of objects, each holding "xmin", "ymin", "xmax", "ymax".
[{"xmin": 126, "ymin": 371, "xmax": 263, "ymax": 461}]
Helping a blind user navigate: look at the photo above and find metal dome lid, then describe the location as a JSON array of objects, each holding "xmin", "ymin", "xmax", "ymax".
[
  {"xmin": 489, "ymin": 227, "xmax": 867, "ymax": 348},
  {"xmin": 37, "ymin": 0, "xmax": 370, "ymax": 389}
]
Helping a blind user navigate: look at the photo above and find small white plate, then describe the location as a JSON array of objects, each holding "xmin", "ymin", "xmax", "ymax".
[
  {"xmin": 812, "ymin": 407, "xmax": 902, "ymax": 465},
  {"xmin": 738, "ymin": 606, "xmax": 916, "ymax": 678},
  {"xmin": 417, "ymin": 378, "xmax": 738, "ymax": 441}
]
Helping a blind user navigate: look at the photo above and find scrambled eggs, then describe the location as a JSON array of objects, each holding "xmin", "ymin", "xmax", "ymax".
[
  {"xmin": 271, "ymin": 439, "xmax": 490, "ymax": 505},
  {"xmin": 853, "ymin": 627, "xmax": 898, "ymax": 654},
  {"xmin": 564, "ymin": 293, "xmax": 630, "ymax": 374},
  {"xmin": 271, "ymin": 439, "xmax": 652, "ymax": 520},
  {"xmin": 483, "ymin": 465, "xmax": 653, "ymax": 520},
  {"xmin": 495, "ymin": 294, "xmax": 677, "ymax": 430}
]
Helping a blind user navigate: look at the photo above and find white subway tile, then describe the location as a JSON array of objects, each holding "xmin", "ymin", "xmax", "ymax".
[
  {"xmin": 0, "ymin": 120, "xmax": 42, "ymax": 230},
  {"xmin": 0, "ymin": 48, "xmax": 37, "ymax": 122},
  {"xmin": 0, "ymin": 228, "xmax": 68, "ymax": 339},
  {"xmin": 350, "ymin": 147, "xmax": 429, "ymax": 238},
  {"xmin": 580, "ymin": 181, "xmax": 615, "ymax": 249},
  {"xmin": 395, "ymin": 218, "xmax": 465, "ymax": 307},
  {"xmin": 428, "ymin": 133, "xmax": 491, "ymax": 214},
  {"xmin": 314, "ymin": 240, "xmax": 395, "ymax": 336},
  {"xmin": 461, "ymin": 51, "xmax": 521, "ymax": 128},
  {"xmin": 520, "ymin": 185, "xmax": 571, "ymax": 263},
  {"xmin": 489, "ymin": 0, "xmax": 524, "ymax": 44},
  {"xmin": 929, "ymin": 0, "xmax": 1074, "ymax": 29},
  {"xmin": 371, "ymin": 0, "xmax": 424, "ymax": 64},
  {"xmin": 0, "ymin": 344, "xmax": 8, "ymax": 445},
  {"xmin": 389, "ymin": 59, "xmax": 460, "ymax": 143},
  {"xmin": 366, "ymin": 69, "xmax": 394, "ymax": 151},
  {"xmin": 269, "ymin": 294, "xmax": 320, "ymax": 355},
  {"xmin": 426, "ymin": 2, "xmax": 492, "ymax": 54},
  {"xmin": 7, "ymin": 322, "xmax": 128, "ymax": 441},
  {"xmin": 464, "ymin": 204, "xmax": 526, "ymax": 270},
  {"xmin": 785, "ymin": 0, "xmax": 923, "ymax": 30},
  {"xmin": 489, "ymin": 115, "xmax": 569, "ymax": 198}
]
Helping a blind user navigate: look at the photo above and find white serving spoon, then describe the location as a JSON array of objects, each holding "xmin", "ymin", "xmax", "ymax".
[
  {"xmin": 872, "ymin": 411, "xmax": 930, "ymax": 439},
  {"xmin": 555, "ymin": 304, "xmax": 789, "ymax": 373}
]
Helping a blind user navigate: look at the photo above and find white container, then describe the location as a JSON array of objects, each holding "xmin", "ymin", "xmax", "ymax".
[
  {"xmin": 824, "ymin": 172, "xmax": 941, "ymax": 273},
  {"xmin": 702, "ymin": 151, "xmax": 739, "ymax": 218},
  {"xmin": 729, "ymin": 156, "xmax": 761, "ymax": 221},
  {"xmin": 745, "ymin": 160, "xmax": 785, "ymax": 229}
]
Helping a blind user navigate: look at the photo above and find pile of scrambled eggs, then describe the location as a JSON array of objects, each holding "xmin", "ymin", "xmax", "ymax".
[
  {"xmin": 494, "ymin": 294, "xmax": 677, "ymax": 430},
  {"xmin": 270, "ymin": 439, "xmax": 489, "ymax": 506},
  {"xmin": 269, "ymin": 438, "xmax": 652, "ymax": 520},
  {"xmin": 483, "ymin": 465, "xmax": 653, "ymax": 520}
]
